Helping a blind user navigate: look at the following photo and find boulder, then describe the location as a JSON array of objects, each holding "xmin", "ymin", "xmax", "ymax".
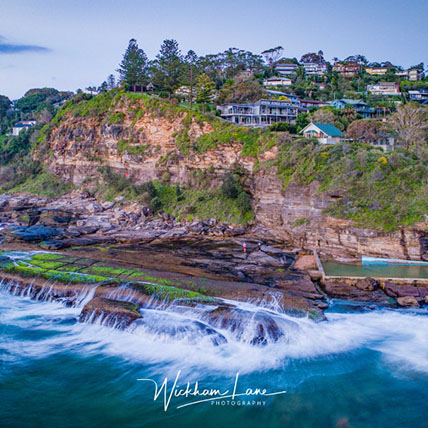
[
  {"xmin": 396, "ymin": 296, "xmax": 419, "ymax": 307},
  {"xmin": 355, "ymin": 278, "xmax": 379, "ymax": 291}
]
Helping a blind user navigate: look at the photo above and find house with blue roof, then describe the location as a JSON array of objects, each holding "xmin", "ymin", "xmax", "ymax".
[
  {"xmin": 9, "ymin": 120, "xmax": 36, "ymax": 136},
  {"xmin": 330, "ymin": 99, "xmax": 375, "ymax": 118},
  {"xmin": 301, "ymin": 122, "xmax": 343, "ymax": 144}
]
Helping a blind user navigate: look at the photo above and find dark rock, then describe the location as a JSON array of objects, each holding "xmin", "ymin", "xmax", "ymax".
[
  {"xmin": 383, "ymin": 282, "xmax": 420, "ymax": 298},
  {"xmin": 142, "ymin": 207, "xmax": 153, "ymax": 217},
  {"xmin": 3, "ymin": 225, "xmax": 65, "ymax": 243},
  {"xmin": 39, "ymin": 240, "xmax": 68, "ymax": 250},
  {"xmin": 355, "ymin": 278, "xmax": 379, "ymax": 291}
]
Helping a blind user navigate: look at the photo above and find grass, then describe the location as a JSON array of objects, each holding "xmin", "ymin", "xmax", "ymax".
[
  {"xmin": 9, "ymin": 172, "xmax": 73, "ymax": 198},
  {"xmin": 276, "ymin": 138, "xmax": 428, "ymax": 231}
]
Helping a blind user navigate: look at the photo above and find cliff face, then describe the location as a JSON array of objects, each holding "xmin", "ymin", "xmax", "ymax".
[
  {"xmin": 253, "ymin": 169, "xmax": 426, "ymax": 261},
  {"xmin": 41, "ymin": 94, "xmax": 428, "ymax": 261},
  {"xmin": 44, "ymin": 96, "xmax": 254, "ymax": 187}
]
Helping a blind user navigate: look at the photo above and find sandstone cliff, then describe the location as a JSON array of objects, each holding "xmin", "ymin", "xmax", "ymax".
[{"xmin": 39, "ymin": 91, "xmax": 428, "ymax": 261}]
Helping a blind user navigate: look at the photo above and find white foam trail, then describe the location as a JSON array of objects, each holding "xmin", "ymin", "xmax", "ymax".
[{"xmin": 1, "ymin": 287, "xmax": 427, "ymax": 377}]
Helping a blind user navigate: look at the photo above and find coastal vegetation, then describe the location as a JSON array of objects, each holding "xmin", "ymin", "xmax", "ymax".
[
  {"xmin": 0, "ymin": 39, "xmax": 427, "ymax": 232},
  {"xmin": 276, "ymin": 137, "xmax": 428, "ymax": 231}
]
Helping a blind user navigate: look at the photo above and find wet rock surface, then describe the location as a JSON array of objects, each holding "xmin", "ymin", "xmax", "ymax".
[{"xmin": 1, "ymin": 192, "xmax": 427, "ymax": 319}]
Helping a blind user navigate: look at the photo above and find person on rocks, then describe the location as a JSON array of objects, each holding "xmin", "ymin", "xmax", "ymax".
[{"xmin": 243, "ymin": 242, "xmax": 247, "ymax": 253}]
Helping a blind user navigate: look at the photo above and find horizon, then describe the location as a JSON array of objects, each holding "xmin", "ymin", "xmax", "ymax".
[{"xmin": 1, "ymin": 0, "xmax": 427, "ymax": 100}]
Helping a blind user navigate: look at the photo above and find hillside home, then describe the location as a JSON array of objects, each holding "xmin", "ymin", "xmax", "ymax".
[
  {"xmin": 409, "ymin": 88, "xmax": 428, "ymax": 103},
  {"xmin": 330, "ymin": 99, "xmax": 375, "ymax": 118},
  {"xmin": 365, "ymin": 67, "xmax": 388, "ymax": 76},
  {"xmin": 366, "ymin": 82, "xmax": 401, "ymax": 96},
  {"xmin": 263, "ymin": 77, "xmax": 293, "ymax": 87},
  {"xmin": 275, "ymin": 63, "xmax": 299, "ymax": 76},
  {"xmin": 332, "ymin": 61, "xmax": 361, "ymax": 77},
  {"xmin": 303, "ymin": 62, "xmax": 328, "ymax": 76},
  {"xmin": 299, "ymin": 99, "xmax": 329, "ymax": 109},
  {"xmin": 301, "ymin": 122, "xmax": 343, "ymax": 144},
  {"xmin": 408, "ymin": 68, "xmax": 425, "ymax": 81},
  {"xmin": 10, "ymin": 120, "xmax": 36, "ymax": 136},
  {"xmin": 265, "ymin": 91, "xmax": 301, "ymax": 104},
  {"xmin": 217, "ymin": 99, "xmax": 307, "ymax": 128},
  {"xmin": 395, "ymin": 70, "xmax": 409, "ymax": 79}
]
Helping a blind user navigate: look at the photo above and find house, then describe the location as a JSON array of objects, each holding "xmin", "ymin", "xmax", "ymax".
[
  {"xmin": 10, "ymin": 120, "xmax": 36, "ymax": 136},
  {"xmin": 408, "ymin": 88, "xmax": 428, "ymax": 103},
  {"xmin": 408, "ymin": 68, "xmax": 425, "ymax": 81},
  {"xmin": 174, "ymin": 85, "xmax": 195, "ymax": 97},
  {"xmin": 217, "ymin": 99, "xmax": 307, "ymax": 128},
  {"xmin": 366, "ymin": 82, "xmax": 401, "ymax": 96},
  {"xmin": 301, "ymin": 122, "xmax": 343, "ymax": 144},
  {"xmin": 263, "ymin": 77, "xmax": 292, "ymax": 87},
  {"xmin": 394, "ymin": 68, "xmax": 425, "ymax": 81},
  {"xmin": 303, "ymin": 62, "xmax": 328, "ymax": 76},
  {"xmin": 365, "ymin": 67, "xmax": 388, "ymax": 76},
  {"xmin": 265, "ymin": 90, "xmax": 301, "ymax": 105},
  {"xmin": 395, "ymin": 70, "xmax": 409, "ymax": 79},
  {"xmin": 332, "ymin": 61, "xmax": 361, "ymax": 77},
  {"xmin": 330, "ymin": 99, "xmax": 375, "ymax": 118},
  {"xmin": 299, "ymin": 99, "xmax": 329, "ymax": 109},
  {"xmin": 275, "ymin": 63, "xmax": 299, "ymax": 76}
]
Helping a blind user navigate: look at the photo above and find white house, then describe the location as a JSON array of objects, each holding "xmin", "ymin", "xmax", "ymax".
[
  {"xmin": 10, "ymin": 120, "xmax": 36, "ymax": 136},
  {"xmin": 302, "ymin": 62, "xmax": 328, "ymax": 76},
  {"xmin": 263, "ymin": 77, "xmax": 293, "ymax": 87},
  {"xmin": 275, "ymin": 63, "xmax": 299, "ymax": 76},
  {"xmin": 301, "ymin": 122, "xmax": 343, "ymax": 144},
  {"xmin": 366, "ymin": 82, "xmax": 401, "ymax": 96}
]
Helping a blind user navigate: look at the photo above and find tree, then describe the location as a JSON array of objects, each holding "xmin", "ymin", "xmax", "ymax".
[
  {"xmin": 346, "ymin": 119, "xmax": 390, "ymax": 144},
  {"xmin": 107, "ymin": 74, "xmax": 116, "ymax": 90},
  {"xmin": 388, "ymin": 103, "xmax": 428, "ymax": 150},
  {"xmin": 183, "ymin": 50, "xmax": 199, "ymax": 109},
  {"xmin": 300, "ymin": 51, "xmax": 324, "ymax": 64},
  {"xmin": 117, "ymin": 39, "xmax": 149, "ymax": 91},
  {"xmin": 261, "ymin": 46, "xmax": 284, "ymax": 73},
  {"xmin": 344, "ymin": 54, "xmax": 368, "ymax": 65},
  {"xmin": 86, "ymin": 86, "xmax": 97, "ymax": 95},
  {"xmin": 296, "ymin": 113, "xmax": 310, "ymax": 132},
  {"xmin": 97, "ymin": 81, "xmax": 109, "ymax": 94},
  {"xmin": 311, "ymin": 108, "xmax": 336, "ymax": 125},
  {"xmin": 217, "ymin": 78, "xmax": 265, "ymax": 104},
  {"xmin": 195, "ymin": 73, "xmax": 215, "ymax": 113},
  {"xmin": 153, "ymin": 39, "xmax": 183, "ymax": 99}
]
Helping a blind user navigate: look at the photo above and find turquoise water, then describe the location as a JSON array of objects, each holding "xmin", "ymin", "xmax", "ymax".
[
  {"xmin": 323, "ymin": 261, "xmax": 428, "ymax": 279},
  {"xmin": 1, "ymin": 291, "xmax": 428, "ymax": 427}
]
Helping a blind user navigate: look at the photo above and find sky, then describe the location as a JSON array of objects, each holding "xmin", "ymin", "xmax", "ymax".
[{"xmin": 0, "ymin": 0, "xmax": 427, "ymax": 100}]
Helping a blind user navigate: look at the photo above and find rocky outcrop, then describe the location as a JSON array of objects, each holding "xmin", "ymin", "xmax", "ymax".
[
  {"xmin": 37, "ymin": 95, "xmax": 428, "ymax": 261},
  {"xmin": 43, "ymin": 99, "xmax": 254, "ymax": 188},
  {"xmin": 253, "ymin": 171, "xmax": 428, "ymax": 261}
]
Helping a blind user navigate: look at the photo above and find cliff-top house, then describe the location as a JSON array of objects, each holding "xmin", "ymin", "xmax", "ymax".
[
  {"xmin": 301, "ymin": 122, "xmax": 343, "ymax": 144},
  {"xmin": 217, "ymin": 99, "xmax": 307, "ymax": 128}
]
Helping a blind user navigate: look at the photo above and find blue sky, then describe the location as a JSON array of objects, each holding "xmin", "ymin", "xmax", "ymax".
[{"xmin": 0, "ymin": 0, "xmax": 427, "ymax": 99}]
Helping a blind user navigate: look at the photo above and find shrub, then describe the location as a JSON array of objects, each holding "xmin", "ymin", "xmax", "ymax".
[{"xmin": 220, "ymin": 173, "xmax": 241, "ymax": 199}]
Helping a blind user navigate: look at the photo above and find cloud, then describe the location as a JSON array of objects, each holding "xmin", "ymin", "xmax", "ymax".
[{"xmin": 0, "ymin": 35, "xmax": 50, "ymax": 54}]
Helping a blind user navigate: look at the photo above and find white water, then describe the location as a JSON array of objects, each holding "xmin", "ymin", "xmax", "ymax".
[{"xmin": 1, "ymin": 283, "xmax": 427, "ymax": 378}]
